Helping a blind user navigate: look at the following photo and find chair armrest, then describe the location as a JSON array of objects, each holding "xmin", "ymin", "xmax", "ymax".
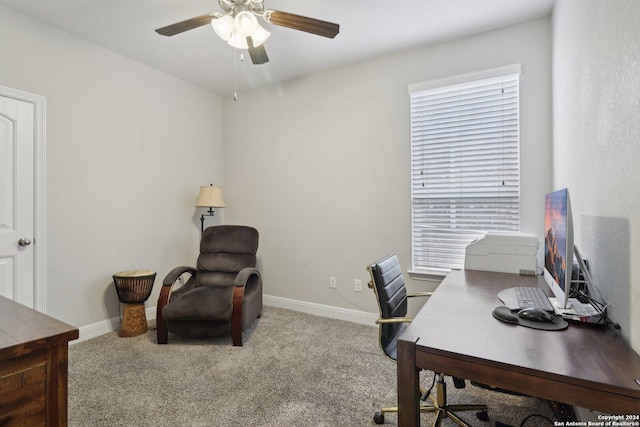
[
  {"xmin": 376, "ymin": 317, "xmax": 413, "ymax": 324},
  {"xmin": 234, "ymin": 267, "xmax": 260, "ymax": 287},
  {"xmin": 231, "ymin": 267, "xmax": 262, "ymax": 346},
  {"xmin": 407, "ymin": 292, "xmax": 433, "ymax": 298},
  {"xmin": 163, "ymin": 266, "xmax": 197, "ymax": 286},
  {"xmin": 157, "ymin": 266, "xmax": 196, "ymax": 345},
  {"xmin": 369, "ymin": 280, "xmax": 432, "ymax": 299}
]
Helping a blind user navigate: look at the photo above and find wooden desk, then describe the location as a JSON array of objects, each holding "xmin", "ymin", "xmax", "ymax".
[
  {"xmin": 0, "ymin": 296, "xmax": 79, "ymax": 426},
  {"xmin": 397, "ymin": 270, "xmax": 640, "ymax": 426}
]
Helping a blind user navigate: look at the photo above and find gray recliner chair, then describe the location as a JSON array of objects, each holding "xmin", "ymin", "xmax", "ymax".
[{"xmin": 156, "ymin": 225, "xmax": 262, "ymax": 346}]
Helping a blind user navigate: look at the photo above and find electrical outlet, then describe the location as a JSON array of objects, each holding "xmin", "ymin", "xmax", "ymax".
[
  {"xmin": 354, "ymin": 279, "xmax": 362, "ymax": 292},
  {"xmin": 329, "ymin": 276, "xmax": 337, "ymax": 289}
]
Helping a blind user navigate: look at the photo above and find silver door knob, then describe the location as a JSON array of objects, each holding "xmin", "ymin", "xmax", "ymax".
[{"xmin": 18, "ymin": 238, "xmax": 32, "ymax": 246}]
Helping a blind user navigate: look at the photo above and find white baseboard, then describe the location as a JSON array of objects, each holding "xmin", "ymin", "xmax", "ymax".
[
  {"xmin": 263, "ymin": 295, "xmax": 378, "ymax": 326},
  {"xmin": 73, "ymin": 296, "xmax": 377, "ymax": 344},
  {"xmin": 73, "ymin": 307, "xmax": 157, "ymax": 344}
]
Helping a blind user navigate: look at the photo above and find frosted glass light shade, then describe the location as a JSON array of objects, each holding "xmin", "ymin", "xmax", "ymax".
[
  {"xmin": 249, "ymin": 24, "xmax": 270, "ymax": 47},
  {"xmin": 196, "ymin": 185, "xmax": 226, "ymax": 208},
  {"xmin": 234, "ymin": 11, "xmax": 258, "ymax": 37},
  {"xmin": 227, "ymin": 31, "xmax": 249, "ymax": 49},
  {"xmin": 211, "ymin": 14, "xmax": 234, "ymax": 41},
  {"xmin": 212, "ymin": 10, "xmax": 269, "ymax": 50}
]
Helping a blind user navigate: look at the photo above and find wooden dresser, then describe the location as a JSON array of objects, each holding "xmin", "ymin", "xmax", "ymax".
[{"xmin": 0, "ymin": 296, "xmax": 79, "ymax": 426}]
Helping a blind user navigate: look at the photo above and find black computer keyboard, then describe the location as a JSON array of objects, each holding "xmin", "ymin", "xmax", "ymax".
[{"xmin": 515, "ymin": 286, "xmax": 554, "ymax": 311}]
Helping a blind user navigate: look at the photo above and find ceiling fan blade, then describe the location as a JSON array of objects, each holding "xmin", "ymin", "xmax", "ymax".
[
  {"xmin": 155, "ymin": 14, "xmax": 216, "ymax": 37},
  {"xmin": 247, "ymin": 38, "xmax": 269, "ymax": 65},
  {"xmin": 265, "ymin": 10, "xmax": 339, "ymax": 39}
]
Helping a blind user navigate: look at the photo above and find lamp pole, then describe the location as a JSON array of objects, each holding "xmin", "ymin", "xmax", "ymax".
[{"xmin": 200, "ymin": 208, "xmax": 215, "ymax": 233}]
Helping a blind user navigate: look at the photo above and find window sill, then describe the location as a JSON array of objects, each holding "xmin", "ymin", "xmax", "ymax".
[{"xmin": 408, "ymin": 269, "xmax": 447, "ymax": 282}]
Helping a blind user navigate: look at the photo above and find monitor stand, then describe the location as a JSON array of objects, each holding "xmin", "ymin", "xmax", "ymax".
[
  {"xmin": 548, "ymin": 297, "xmax": 566, "ymax": 311},
  {"xmin": 549, "ymin": 296, "xmax": 600, "ymax": 317},
  {"xmin": 572, "ymin": 246, "xmax": 609, "ymax": 310},
  {"xmin": 554, "ymin": 248, "xmax": 608, "ymax": 324}
]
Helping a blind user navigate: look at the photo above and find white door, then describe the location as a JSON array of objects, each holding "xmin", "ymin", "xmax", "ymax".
[{"xmin": 0, "ymin": 95, "xmax": 35, "ymax": 307}]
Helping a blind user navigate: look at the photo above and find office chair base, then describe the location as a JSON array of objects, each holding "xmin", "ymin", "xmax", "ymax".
[
  {"xmin": 430, "ymin": 374, "xmax": 488, "ymax": 427},
  {"xmin": 431, "ymin": 405, "xmax": 489, "ymax": 427},
  {"xmin": 375, "ymin": 386, "xmax": 436, "ymax": 424},
  {"xmin": 373, "ymin": 405, "xmax": 487, "ymax": 426},
  {"xmin": 373, "ymin": 376, "xmax": 488, "ymax": 425},
  {"xmin": 374, "ymin": 401, "xmax": 437, "ymax": 425}
]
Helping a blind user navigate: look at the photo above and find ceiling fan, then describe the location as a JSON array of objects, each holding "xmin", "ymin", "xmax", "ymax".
[{"xmin": 155, "ymin": 0, "xmax": 340, "ymax": 65}]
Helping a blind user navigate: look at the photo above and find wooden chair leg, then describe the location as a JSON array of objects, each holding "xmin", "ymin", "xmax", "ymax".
[
  {"xmin": 156, "ymin": 316, "xmax": 168, "ymax": 344},
  {"xmin": 156, "ymin": 286, "xmax": 171, "ymax": 344},
  {"xmin": 231, "ymin": 286, "xmax": 244, "ymax": 346}
]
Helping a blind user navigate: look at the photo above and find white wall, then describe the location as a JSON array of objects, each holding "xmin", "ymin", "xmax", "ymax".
[
  {"xmin": 553, "ymin": 0, "xmax": 640, "ymax": 350},
  {"xmin": 223, "ymin": 18, "xmax": 552, "ymax": 315},
  {"xmin": 0, "ymin": 5, "xmax": 224, "ymax": 330}
]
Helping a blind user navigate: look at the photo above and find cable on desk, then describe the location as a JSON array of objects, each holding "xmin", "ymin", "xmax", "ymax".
[{"xmin": 570, "ymin": 289, "xmax": 620, "ymax": 329}]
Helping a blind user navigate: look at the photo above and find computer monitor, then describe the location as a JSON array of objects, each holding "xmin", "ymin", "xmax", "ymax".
[{"xmin": 543, "ymin": 188, "xmax": 573, "ymax": 309}]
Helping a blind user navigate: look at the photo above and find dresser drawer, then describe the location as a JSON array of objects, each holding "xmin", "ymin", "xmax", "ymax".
[
  {"xmin": 0, "ymin": 296, "xmax": 78, "ymax": 427},
  {"xmin": 0, "ymin": 357, "xmax": 48, "ymax": 426}
]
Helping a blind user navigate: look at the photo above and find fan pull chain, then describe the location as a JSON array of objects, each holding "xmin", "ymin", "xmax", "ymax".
[
  {"xmin": 233, "ymin": 49, "xmax": 246, "ymax": 101},
  {"xmin": 233, "ymin": 49, "xmax": 238, "ymax": 101},
  {"xmin": 234, "ymin": 48, "xmax": 238, "ymax": 101}
]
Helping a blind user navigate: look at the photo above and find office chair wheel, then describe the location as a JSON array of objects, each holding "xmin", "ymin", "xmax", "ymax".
[
  {"xmin": 476, "ymin": 409, "xmax": 489, "ymax": 421},
  {"xmin": 373, "ymin": 412, "xmax": 385, "ymax": 424},
  {"xmin": 452, "ymin": 376, "xmax": 466, "ymax": 388}
]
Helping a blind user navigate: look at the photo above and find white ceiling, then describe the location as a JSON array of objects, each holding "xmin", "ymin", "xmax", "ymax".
[{"xmin": 0, "ymin": 0, "xmax": 555, "ymax": 96}]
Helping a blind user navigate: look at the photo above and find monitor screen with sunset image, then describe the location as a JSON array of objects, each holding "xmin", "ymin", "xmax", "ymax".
[{"xmin": 544, "ymin": 188, "xmax": 573, "ymax": 309}]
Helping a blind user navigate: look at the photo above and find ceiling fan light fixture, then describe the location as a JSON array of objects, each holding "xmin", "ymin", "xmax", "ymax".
[
  {"xmin": 211, "ymin": 13, "xmax": 234, "ymax": 41},
  {"xmin": 234, "ymin": 10, "xmax": 258, "ymax": 37},
  {"xmin": 156, "ymin": 0, "xmax": 339, "ymax": 68},
  {"xmin": 227, "ymin": 31, "xmax": 249, "ymax": 49},
  {"xmin": 249, "ymin": 24, "xmax": 271, "ymax": 47}
]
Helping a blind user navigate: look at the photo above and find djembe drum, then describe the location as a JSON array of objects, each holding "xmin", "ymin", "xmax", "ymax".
[{"xmin": 113, "ymin": 270, "xmax": 156, "ymax": 337}]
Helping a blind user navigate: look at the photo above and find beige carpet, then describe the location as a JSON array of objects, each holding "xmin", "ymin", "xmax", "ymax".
[{"xmin": 68, "ymin": 306, "xmax": 554, "ymax": 426}]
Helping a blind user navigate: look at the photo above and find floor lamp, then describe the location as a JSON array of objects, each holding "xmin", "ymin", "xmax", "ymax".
[{"xmin": 196, "ymin": 184, "xmax": 225, "ymax": 232}]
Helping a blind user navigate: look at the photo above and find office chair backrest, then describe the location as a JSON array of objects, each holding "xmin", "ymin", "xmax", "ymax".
[
  {"xmin": 196, "ymin": 225, "xmax": 259, "ymax": 287},
  {"xmin": 368, "ymin": 254, "xmax": 408, "ymax": 361}
]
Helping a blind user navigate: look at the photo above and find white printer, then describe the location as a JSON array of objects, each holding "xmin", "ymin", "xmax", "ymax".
[{"xmin": 464, "ymin": 233, "xmax": 538, "ymax": 275}]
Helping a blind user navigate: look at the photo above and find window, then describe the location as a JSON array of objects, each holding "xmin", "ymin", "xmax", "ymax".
[{"xmin": 409, "ymin": 65, "xmax": 521, "ymax": 275}]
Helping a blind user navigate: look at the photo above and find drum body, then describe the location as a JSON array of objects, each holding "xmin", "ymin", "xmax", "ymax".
[{"xmin": 113, "ymin": 270, "xmax": 156, "ymax": 337}]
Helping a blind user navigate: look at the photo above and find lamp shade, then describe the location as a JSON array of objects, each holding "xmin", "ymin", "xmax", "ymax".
[{"xmin": 196, "ymin": 185, "xmax": 226, "ymax": 208}]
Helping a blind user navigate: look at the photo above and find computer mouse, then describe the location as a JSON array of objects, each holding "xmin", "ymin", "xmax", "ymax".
[{"xmin": 517, "ymin": 308, "xmax": 555, "ymax": 323}]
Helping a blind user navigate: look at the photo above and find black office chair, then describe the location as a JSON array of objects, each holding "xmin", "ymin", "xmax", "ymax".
[{"xmin": 367, "ymin": 254, "xmax": 488, "ymax": 426}]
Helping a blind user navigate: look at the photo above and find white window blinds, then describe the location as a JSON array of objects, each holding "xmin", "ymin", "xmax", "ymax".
[{"xmin": 409, "ymin": 69, "xmax": 521, "ymax": 274}]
